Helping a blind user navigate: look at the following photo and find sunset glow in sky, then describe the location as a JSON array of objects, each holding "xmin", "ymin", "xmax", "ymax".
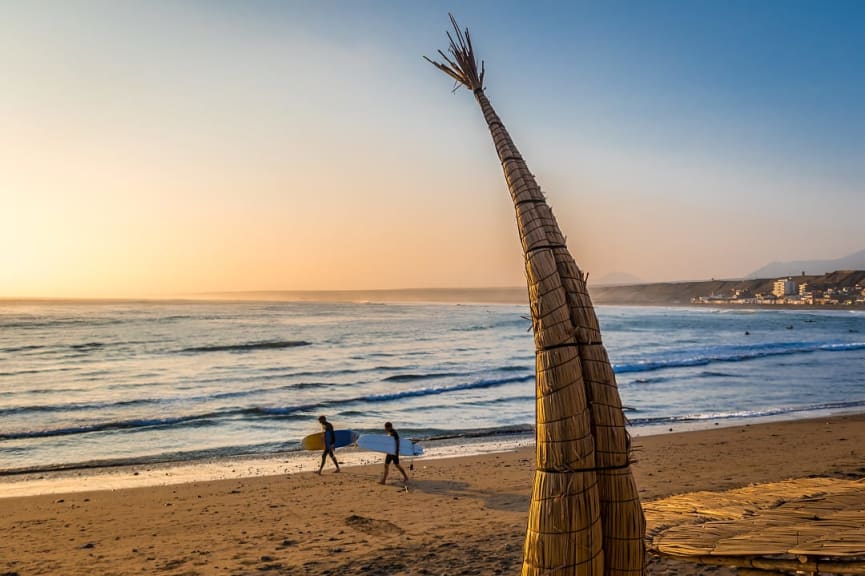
[{"xmin": 2, "ymin": 1, "xmax": 863, "ymax": 298}]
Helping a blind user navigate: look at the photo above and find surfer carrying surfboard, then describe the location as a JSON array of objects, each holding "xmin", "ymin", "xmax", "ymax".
[
  {"xmin": 379, "ymin": 422, "xmax": 409, "ymax": 485},
  {"xmin": 316, "ymin": 415, "xmax": 341, "ymax": 474}
]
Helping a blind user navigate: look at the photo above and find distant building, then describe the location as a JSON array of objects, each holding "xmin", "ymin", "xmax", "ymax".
[
  {"xmin": 797, "ymin": 283, "xmax": 814, "ymax": 304},
  {"xmin": 773, "ymin": 278, "xmax": 797, "ymax": 298},
  {"xmin": 689, "ymin": 271, "xmax": 865, "ymax": 308}
]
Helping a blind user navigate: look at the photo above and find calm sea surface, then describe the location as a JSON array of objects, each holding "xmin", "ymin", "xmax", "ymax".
[{"xmin": 2, "ymin": 301, "xmax": 864, "ymax": 473}]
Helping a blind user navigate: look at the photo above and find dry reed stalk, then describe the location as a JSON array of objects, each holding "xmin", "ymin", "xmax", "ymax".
[
  {"xmin": 580, "ymin": 344, "xmax": 646, "ymax": 574},
  {"xmin": 426, "ymin": 15, "xmax": 645, "ymax": 576}
]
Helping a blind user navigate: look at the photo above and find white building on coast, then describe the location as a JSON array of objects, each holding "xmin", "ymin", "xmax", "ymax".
[{"xmin": 773, "ymin": 278, "xmax": 797, "ymax": 298}]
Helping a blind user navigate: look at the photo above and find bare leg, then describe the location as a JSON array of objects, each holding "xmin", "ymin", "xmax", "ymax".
[
  {"xmin": 394, "ymin": 463, "xmax": 408, "ymax": 483},
  {"xmin": 380, "ymin": 462, "xmax": 390, "ymax": 484},
  {"xmin": 329, "ymin": 451, "xmax": 340, "ymax": 472}
]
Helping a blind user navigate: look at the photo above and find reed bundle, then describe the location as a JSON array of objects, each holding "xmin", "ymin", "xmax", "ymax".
[
  {"xmin": 427, "ymin": 15, "xmax": 645, "ymax": 576},
  {"xmin": 645, "ymin": 478, "xmax": 865, "ymax": 573}
]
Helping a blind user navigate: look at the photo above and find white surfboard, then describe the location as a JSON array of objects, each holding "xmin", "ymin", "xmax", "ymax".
[{"xmin": 357, "ymin": 433, "xmax": 423, "ymax": 456}]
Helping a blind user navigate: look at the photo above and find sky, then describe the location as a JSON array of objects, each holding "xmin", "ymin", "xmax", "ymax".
[{"xmin": 1, "ymin": 0, "xmax": 863, "ymax": 298}]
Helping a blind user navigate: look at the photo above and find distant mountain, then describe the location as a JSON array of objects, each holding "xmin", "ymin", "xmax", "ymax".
[
  {"xmin": 592, "ymin": 271, "xmax": 643, "ymax": 286},
  {"xmin": 748, "ymin": 249, "xmax": 865, "ymax": 279}
]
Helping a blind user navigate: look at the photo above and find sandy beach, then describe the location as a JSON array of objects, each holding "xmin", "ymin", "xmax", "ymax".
[{"xmin": 1, "ymin": 413, "xmax": 863, "ymax": 575}]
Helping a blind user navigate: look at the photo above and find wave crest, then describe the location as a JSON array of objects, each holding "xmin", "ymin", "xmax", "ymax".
[
  {"xmin": 180, "ymin": 340, "xmax": 310, "ymax": 353},
  {"xmin": 614, "ymin": 340, "xmax": 865, "ymax": 374}
]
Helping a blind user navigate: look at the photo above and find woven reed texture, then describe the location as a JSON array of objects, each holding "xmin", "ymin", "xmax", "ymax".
[
  {"xmin": 478, "ymin": 53, "xmax": 644, "ymax": 576},
  {"xmin": 427, "ymin": 17, "xmax": 645, "ymax": 575},
  {"xmin": 522, "ymin": 470, "xmax": 605, "ymax": 576},
  {"xmin": 644, "ymin": 478, "xmax": 865, "ymax": 572}
]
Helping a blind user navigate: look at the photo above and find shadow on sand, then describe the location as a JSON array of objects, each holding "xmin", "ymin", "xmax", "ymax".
[{"xmin": 405, "ymin": 478, "xmax": 528, "ymax": 512}]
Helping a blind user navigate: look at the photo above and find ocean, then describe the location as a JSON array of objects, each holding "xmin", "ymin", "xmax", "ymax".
[{"xmin": 2, "ymin": 300, "xmax": 864, "ymax": 474}]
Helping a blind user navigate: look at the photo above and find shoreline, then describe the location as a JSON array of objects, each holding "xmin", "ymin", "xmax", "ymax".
[
  {"xmin": 0, "ymin": 434, "xmax": 536, "ymax": 499},
  {"xmin": 3, "ymin": 413, "xmax": 864, "ymax": 575},
  {"xmin": 3, "ymin": 408, "xmax": 862, "ymax": 499}
]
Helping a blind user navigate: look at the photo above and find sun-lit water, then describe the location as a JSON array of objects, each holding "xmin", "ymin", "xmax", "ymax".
[{"xmin": 2, "ymin": 301, "xmax": 864, "ymax": 473}]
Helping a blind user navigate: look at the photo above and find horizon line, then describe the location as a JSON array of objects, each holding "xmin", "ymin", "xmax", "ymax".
[{"xmin": 1, "ymin": 276, "xmax": 804, "ymax": 304}]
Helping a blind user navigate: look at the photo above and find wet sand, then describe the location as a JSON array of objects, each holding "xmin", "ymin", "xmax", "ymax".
[{"xmin": 2, "ymin": 413, "xmax": 864, "ymax": 575}]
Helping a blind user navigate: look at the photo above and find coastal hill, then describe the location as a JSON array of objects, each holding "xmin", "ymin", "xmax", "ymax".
[
  {"xmin": 591, "ymin": 270, "xmax": 865, "ymax": 306},
  {"xmin": 195, "ymin": 270, "xmax": 865, "ymax": 307}
]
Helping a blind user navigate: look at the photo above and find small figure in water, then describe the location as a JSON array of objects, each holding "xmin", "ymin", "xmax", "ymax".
[
  {"xmin": 316, "ymin": 415, "xmax": 340, "ymax": 475},
  {"xmin": 379, "ymin": 422, "xmax": 409, "ymax": 486}
]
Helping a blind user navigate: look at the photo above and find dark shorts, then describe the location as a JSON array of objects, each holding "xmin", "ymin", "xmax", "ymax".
[{"xmin": 385, "ymin": 453, "xmax": 400, "ymax": 465}]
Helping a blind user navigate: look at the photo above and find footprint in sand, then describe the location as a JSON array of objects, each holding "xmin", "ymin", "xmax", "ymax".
[{"xmin": 344, "ymin": 514, "xmax": 403, "ymax": 537}]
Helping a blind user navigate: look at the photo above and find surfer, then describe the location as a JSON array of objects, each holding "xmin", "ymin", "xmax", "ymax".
[
  {"xmin": 316, "ymin": 415, "xmax": 341, "ymax": 474},
  {"xmin": 379, "ymin": 422, "xmax": 409, "ymax": 485}
]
